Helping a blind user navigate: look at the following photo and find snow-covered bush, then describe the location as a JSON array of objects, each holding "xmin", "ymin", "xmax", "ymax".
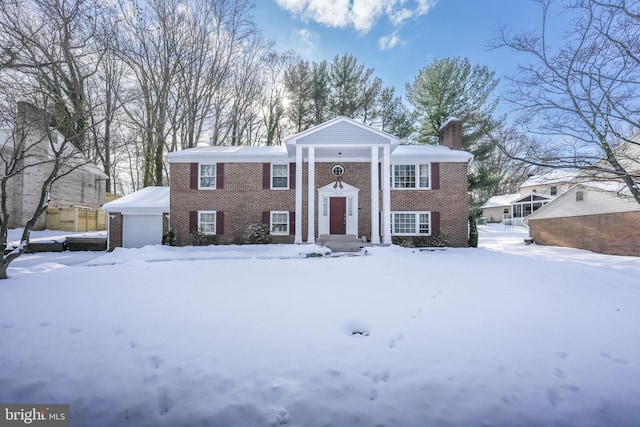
[
  {"xmin": 392, "ymin": 232, "xmax": 449, "ymax": 248},
  {"xmin": 189, "ymin": 230, "xmax": 218, "ymax": 246},
  {"xmin": 241, "ymin": 223, "xmax": 271, "ymax": 244},
  {"xmin": 162, "ymin": 228, "xmax": 177, "ymax": 246}
]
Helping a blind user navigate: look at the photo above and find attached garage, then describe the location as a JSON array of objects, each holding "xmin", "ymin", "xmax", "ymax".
[
  {"xmin": 123, "ymin": 214, "xmax": 164, "ymax": 248},
  {"xmin": 102, "ymin": 187, "xmax": 170, "ymax": 250}
]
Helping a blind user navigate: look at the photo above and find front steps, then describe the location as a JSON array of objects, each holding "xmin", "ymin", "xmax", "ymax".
[{"xmin": 316, "ymin": 234, "xmax": 372, "ymax": 253}]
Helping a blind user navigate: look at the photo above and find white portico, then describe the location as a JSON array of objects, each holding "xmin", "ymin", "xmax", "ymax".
[{"xmin": 286, "ymin": 117, "xmax": 396, "ymax": 245}]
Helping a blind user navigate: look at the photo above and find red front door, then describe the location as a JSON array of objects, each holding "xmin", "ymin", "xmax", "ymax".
[{"xmin": 330, "ymin": 197, "xmax": 347, "ymax": 234}]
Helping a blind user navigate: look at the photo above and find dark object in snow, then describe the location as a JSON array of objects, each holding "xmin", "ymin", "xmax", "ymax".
[
  {"xmin": 66, "ymin": 237, "xmax": 107, "ymax": 251},
  {"xmin": 162, "ymin": 228, "xmax": 177, "ymax": 246},
  {"xmin": 351, "ymin": 330, "xmax": 369, "ymax": 336},
  {"xmin": 524, "ymin": 238, "xmax": 534, "ymax": 245}
]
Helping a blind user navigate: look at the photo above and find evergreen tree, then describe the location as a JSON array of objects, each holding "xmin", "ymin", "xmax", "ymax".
[{"xmin": 406, "ymin": 57, "xmax": 500, "ymax": 200}]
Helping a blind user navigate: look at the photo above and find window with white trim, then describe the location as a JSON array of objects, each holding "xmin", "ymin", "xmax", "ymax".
[
  {"xmin": 392, "ymin": 163, "xmax": 430, "ymax": 189},
  {"xmin": 271, "ymin": 164, "xmax": 289, "ymax": 189},
  {"xmin": 199, "ymin": 211, "xmax": 216, "ymax": 234},
  {"xmin": 199, "ymin": 164, "xmax": 216, "ymax": 189},
  {"xmin": 270, "ymin": 211, "xmax": 289, "ymax": 235},
  {"xmin": 391, "ymin": 211, "xmax": 431, "ymax": 235}
]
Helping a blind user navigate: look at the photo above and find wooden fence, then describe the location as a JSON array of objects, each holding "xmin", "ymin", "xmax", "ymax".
[{"xmin": 46, "ymin": 207, "xmax": 107, "ymax": 232}]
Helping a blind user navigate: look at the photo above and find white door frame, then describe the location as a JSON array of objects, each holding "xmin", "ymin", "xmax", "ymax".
[{"xmin": 318, "ymin": 182, "xmax": 359, "ymax": 236}]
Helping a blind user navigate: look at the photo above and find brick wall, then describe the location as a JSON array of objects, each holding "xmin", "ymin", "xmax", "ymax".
[
  {"xmin": 171, "ymin": 162, "xmax": 296, "ymax": 245},
  {"xmin": 528, "ymin": 211, "xmax": 640, "ymax": 256},
  {"xmin": 170, "ymin": 160, "xmax": 469, "ymax": 247},
  {"xmin": 108, "ymin": 213, "xmax": 123, "ymax": 250}
]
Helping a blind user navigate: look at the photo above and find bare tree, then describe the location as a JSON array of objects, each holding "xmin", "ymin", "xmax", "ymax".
[
  {"xmin": 491, "ymin": 0, "xmax": 640, "ymax": 204},
  {"xmin": 0, "ymin": 102, "xmax": 94, "ymax": 279},
  {"xmin": 0, "ymin": 0, "xmax": 105, "ymax": 154}
]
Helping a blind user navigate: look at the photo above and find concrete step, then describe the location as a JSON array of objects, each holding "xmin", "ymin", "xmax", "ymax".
[{"xmin": 316, "ymin": 235, "xmax": 371, "ymax": 252}]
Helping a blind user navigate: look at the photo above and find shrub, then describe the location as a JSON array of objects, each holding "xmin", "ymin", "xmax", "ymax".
[
  {"xmin": 241, "ymin": 223, "xmax": 271, "ymax": 244},
  {"xmin": 392, "ymin": 232, "xmax": 449, "ymax": 248},
  {"xmin": 162, "ymin": 228, "xmax": 177, "ymax": 246},
  {"xmin": 189, "ymin": 229, "xmax": 218, "ymax": 246}
]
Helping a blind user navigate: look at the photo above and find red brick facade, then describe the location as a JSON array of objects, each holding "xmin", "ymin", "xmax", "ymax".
[
  {"xmin": 170, "ymin": 160, "xmax": 470, "ymax": 247},
  {"xmin": 108, "ymin": 213, "xmax": 123, "ymax": 249},
  {"xmin": 528, "ymin": 211, "xmax": 640, "ymax": 256}
]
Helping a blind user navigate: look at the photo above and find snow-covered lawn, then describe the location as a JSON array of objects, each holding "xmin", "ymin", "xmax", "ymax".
[{"xmin": 1, "ymin": 225, "xmax": 639, "ymax": 426}]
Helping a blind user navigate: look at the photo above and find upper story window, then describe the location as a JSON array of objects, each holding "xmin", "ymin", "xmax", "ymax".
[
  {"xmin": 550, "ymin": 186, "xmax": 558, "ymax": 196},
  {"xmin": 199, "ymin": 164, "xmax": 216, "ymax": 189},
  {"xmin": 272, "ymin": 164, "xmax": 289, "ymax": 189},
  {"xmin": 392, "ymin": 164, "xmax": 430, "ymax": 189}
]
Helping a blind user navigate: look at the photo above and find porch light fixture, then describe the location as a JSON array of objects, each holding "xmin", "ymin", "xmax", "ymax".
[{"xmin": 332, "ymin": 152, "xmax": 344, "ymax": 189}]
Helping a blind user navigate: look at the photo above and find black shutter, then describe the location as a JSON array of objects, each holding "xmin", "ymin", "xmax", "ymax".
[
  {"xmin": 217, "ymin": 211, "xmax": 224, "ymax": 235},
  {"xmin": 431, "ymin": 211, "xmax": 440, "ymax": 235},
  {"xmin": 190, "ymin": 211, "xmax": 198, "ymax": 232},
  {"xmin": 262, "ymin": 163, "xmax": 271, "ymax": 189},
  {"xmin": 431, "ymin": 163, "xmax": 440, "ymax": 190},
  {"xmin": 216, "ymin": 163, "xmax": 224, "ymax": 189},
  {"xmin": 262, "ymin": 211, "xmax": 270, "ymax": 224},
  {"xmin": 289, "ymin": 211, "xmax": 295, "ymax": 236},
  {"xmin": 190, "ymin": 163, "xmax": 198, "ymax": 189},
  {"xmin": 289, "ymin": 163, "xmax": 296, "ymax": 189}
]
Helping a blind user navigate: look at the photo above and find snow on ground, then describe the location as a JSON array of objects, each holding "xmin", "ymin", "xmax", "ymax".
[{"xmin": 1, "ymin": 225, "xmax": 639, "ymax": 426}]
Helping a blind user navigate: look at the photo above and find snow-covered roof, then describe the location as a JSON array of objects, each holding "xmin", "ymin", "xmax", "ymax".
[
  {"xmin": 438, "ymin": 116, "xmax": 461, "ymax": 132},
  {"xmin": 391, "ymin": 144, "xmax": 472, "ymax": 162},
  {"xmin": 481, "ymin": 193, "xmax": 521, "ymax": 209},
  {"xmin": 166, "ymin": 145, "xmax": 289, "ymax": 163},
  {"xmin": 102, "ymin": 186, "xmax": 169, "ymax": 214},
  {"xmin": 520, "ymin": 170, "xmax": 578, "ymax": 188},
  {"xmin": 166, "ymin": 141, "xmax": 473, "ymax": 163}
]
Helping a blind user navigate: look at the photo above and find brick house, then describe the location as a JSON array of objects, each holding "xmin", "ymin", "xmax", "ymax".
[
  {"xmin": 106, "ymin": 116, "xmax": 472, "ymax": 249},
  {"xmin": 525, "ymin": 182, "xmax": 640, "ymax": 256}
]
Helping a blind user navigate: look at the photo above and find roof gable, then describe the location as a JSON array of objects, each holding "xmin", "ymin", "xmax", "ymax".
[{"xmin": 285, "ymin": 117, "xmax": 399, "ymax": 155}]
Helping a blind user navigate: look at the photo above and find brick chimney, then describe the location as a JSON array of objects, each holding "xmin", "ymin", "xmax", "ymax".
[{"xmin": 438, "ymin": 117, "xmax": 463, "ymax": 150}]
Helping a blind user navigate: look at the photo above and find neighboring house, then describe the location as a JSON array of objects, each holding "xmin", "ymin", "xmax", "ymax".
[
  {"xmin": 0, "ymin": 102, "xmax": 107, "ymax": 230},
  {"xmin": 481, "ymin": 193, "xmax": 520, "ymax": 223},
  {"xmin": 481, "ymin": 171, "xmax": 578, "ymax": 226},
  {"xmin": 102, "ymin": 186, "xmax": 169, "ymax": 249},
  {"xmin": 525, "ymin": 182, "xmax": 640, "ymax": 256},
  {"xmin": 106, "ymin": 116, "xmax": 473, "ymax": 249}
]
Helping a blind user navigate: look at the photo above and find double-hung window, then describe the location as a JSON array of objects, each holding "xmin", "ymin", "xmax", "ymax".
[
  {"xmin": 272, "ymin": 164, "xmax": 289, "ymax": 189},
  {"xmin": 392, "ymin": 163, "xmax": 430, "ymax": 189},
  {"xmin": 391, "ymin": 211, "xmax": 431, "ymax": 235},
  {"xmin": 199, "ymin": 211, "xmax": 217, "ymax": 234},
  {"xmin": 270, "ymin": 211, "xmax": 289, "ymax": 235},
  {"xmin": 199, "ymin": 164, "xmax": 216, "ymax": 189}
]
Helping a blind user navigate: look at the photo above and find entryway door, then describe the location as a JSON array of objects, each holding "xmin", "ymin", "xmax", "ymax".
[{"xmin": 329, "ymin": 197, "xmax": 346, "ymax": 234}]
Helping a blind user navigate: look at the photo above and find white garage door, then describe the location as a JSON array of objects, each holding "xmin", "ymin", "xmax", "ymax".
[{"xmin": 123, "ymin": 215, "xmax": 163, "ymax": 248}]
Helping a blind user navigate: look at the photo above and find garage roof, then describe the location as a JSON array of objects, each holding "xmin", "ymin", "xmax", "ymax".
[{"xmin": 102, "ymin": 186, "xmax": 169, "ymax": 215}]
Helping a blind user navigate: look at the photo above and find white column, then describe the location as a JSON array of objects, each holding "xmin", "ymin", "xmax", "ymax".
[
  {"xmin": 307, "ymin": 147, "xmax": 316, "ymax": 243},
  {"xmin": 370, "ymin": 146, "xmax": 380, "ymax": 244},
  {"xmin": 294, "ymin": 145, "xmax": 303, "ymax": 243},
  {"xmin": 382, "ymin": 144, "xmax": 391, "ymax": 244}
]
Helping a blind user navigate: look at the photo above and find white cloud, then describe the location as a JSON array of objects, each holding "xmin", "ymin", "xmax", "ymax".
[
  {"xmin": 274, "ymin": 0, "xmax": 437, "ymax": 34},
  {"xmin": 378, "ymin": 31, "xmax": 402, "ymax": 50}
]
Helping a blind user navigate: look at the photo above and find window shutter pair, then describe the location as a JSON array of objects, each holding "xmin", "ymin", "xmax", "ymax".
[
  {"xmin": 263, "ymin": 163, "xmax": 295, "ymax": 189},
  {"xmin": 190, "ymin": 163, "xmax": 224, "ymax": 189},
  {"xmin": 189, "ymin": 211, "xmax": 224, "ymax": 235}
]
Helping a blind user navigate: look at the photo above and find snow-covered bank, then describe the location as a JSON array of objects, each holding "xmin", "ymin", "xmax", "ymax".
[{"xmin": 1, "ymin": 225, "xmax": 639, "ymax": 426}]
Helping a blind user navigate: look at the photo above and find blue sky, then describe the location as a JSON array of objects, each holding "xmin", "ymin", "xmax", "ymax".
[{"xmin": 253, "ymin": 0, "xmax": 570, "ymax": 98}]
